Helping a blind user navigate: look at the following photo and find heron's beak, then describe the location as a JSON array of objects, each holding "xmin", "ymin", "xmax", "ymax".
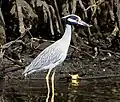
[{"xmin": 77, "ymin": 20, "xmax": 90, "ymax": 27}]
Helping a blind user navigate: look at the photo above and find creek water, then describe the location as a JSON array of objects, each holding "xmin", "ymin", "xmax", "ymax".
[{"xmin": 1, "ymin": 74, "xmax": 120, "ymax": 102}]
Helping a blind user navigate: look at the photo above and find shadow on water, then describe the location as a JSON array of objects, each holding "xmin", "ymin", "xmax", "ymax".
[{"xmin": 1, "ymin": 75, "xmax": 120, "ymax": 102}]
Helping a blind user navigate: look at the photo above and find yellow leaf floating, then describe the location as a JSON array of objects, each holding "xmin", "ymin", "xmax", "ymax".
[
  {"xmin": 70, "ymin": 74, "xmax": 80, "ymax": 80},
  {"xmin": 69, "ymin": 74, "xmax": 80, "ymax": 86}
]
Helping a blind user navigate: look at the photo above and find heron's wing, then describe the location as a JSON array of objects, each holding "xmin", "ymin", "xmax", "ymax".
[{"xmin": 23, "ymin": 44, "xmax": 65, "ymax": 76}]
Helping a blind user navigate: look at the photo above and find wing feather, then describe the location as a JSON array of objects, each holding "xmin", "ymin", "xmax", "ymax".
[{"xmin": 23, "ymin": 43, "xmax": 65, "ymax": 76}]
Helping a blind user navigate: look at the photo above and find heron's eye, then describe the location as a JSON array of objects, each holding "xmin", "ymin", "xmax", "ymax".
[{"xmin": 76, "ymin": 19, "xmax": 79, "ymax": 22}]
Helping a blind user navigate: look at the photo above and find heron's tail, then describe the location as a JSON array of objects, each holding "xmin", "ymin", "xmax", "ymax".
[
  {"xmin": 22, "ymin": 66, "xmax": 38, "ymax": 77},
  {"xmin": 22, "ymin": 68, "xmax": 28, "ymax": 78},
  {"xmin": 22, "ymin": 66, "xmax": 31, "ymax": 77}
]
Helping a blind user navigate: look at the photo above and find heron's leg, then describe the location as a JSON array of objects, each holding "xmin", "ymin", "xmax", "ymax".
[
  {"xmin": 46, "ymin": 68, "xmax": 53, "ymax": 102},
  {"xmin": 51, "ymin": 69, "xmax": 56, "ymax": 102}
]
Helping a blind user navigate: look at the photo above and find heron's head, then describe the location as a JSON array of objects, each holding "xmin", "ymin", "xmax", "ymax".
[{"xmin": 62, "ymin": 14, "xmax": 89, "ymax": 27}]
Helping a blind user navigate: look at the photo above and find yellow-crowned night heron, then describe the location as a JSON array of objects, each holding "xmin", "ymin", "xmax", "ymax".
[{"xmin": 23, "ymin": 14, "xmax": 89, "ymax": 101}]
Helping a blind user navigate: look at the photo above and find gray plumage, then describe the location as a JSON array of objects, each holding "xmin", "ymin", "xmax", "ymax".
[
  {"xmin": 23, "ymin": 14, "xmax": 89, "ymax": 77},
  {"xmin": 23, "ymin": 24, "xmax": 71, "ymax": 77}
]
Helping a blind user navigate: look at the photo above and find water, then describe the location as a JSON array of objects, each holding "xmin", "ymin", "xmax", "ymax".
[{"xmin": 1, "ymin": 75, "xmax": 120, "ymax": 102}]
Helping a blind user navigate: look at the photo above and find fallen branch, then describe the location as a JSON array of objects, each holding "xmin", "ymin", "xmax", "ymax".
[
  {"xmin": 82, "ymin": 44, "xmax": 120, "ymax": 56},
  {"xmin": 4, "ymin": 66, "xmax": 25, "ymax": 74},
  {"xmin": 2, "ymin": 40, "xmax": 25, "ymax": 49},
  {"xmin": 70, "ymin": 45, "xmax": 94, "ymax": 58},
  {"xmin": 4, "ymin": 55, "xmax": 23, "ymax": 66},
  {"xmin": 61, "ymin": 74, "xmax": 120, "ymax": 80}
]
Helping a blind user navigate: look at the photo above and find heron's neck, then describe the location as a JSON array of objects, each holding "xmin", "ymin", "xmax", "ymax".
[{"xmin": 61, "ymin": 24, "xmax": 71, "ymax": 42}]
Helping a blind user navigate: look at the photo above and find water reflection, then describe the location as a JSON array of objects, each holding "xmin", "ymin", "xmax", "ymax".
[
  {"xmin": 69, "ymin": 74, "xmax": 80, "ymax": 87},
  {"xmin": 1, "ymin": 76, "xmax": 120, "ymax": 102}
]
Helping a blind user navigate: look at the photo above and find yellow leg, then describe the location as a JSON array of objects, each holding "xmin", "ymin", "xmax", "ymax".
[
  {"xmin": 46, "ymin": 68, "xmax": 52, "ymax": 102},
  {"xmin": 51, "ymin": 69, "xmax": 56, "ymax": 102}
]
